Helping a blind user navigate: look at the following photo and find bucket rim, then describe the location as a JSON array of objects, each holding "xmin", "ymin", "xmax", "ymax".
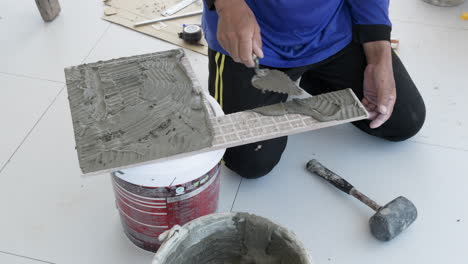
[{"xmin": 152, "ymin": 212, "xmax": 314, "ymax": 264}]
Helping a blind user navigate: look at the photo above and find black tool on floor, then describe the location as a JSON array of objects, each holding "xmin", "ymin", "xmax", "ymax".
[
  {"xmin": 179, "ymin": 24, "xmax": 202, "ymax": 44},
  {"xmin": 306, "ymin": 159, "xmax": 418, "ymax": 241}
]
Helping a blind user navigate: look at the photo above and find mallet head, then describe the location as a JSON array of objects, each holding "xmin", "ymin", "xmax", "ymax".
[{"xmin": 369, "ymin": 196, "xmax": 417, "ymax": 241}]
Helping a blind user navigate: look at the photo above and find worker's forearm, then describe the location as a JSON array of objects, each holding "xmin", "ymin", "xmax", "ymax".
[
  {"xmin": 363, "ymin": 41, "xmax": 392, "ymax": 66},
  {"xmin": 214, "ymin": 0, "xmax": 246, "ymax": 13}
]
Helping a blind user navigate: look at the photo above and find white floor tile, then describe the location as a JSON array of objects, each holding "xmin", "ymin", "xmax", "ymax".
[
  {"xmin": 0, "ymin": 74, "xmax": 63, "ymax": 170},
  {"xmin": 84, "ymin": 25, "xmax": 210, "ymax": 92},
  {"xmin": 392, "ymin": 21, "xmax": 468, "ymax": 150},
  {"xmin": 0, "ymin": 92, "xmax": 238, "ymax": 264},
  {"xmin": 218, "ymin": 166, "xmax": 243, "ymax": 213},
  {"xmin": 390, "ymin": 0, "xmax": 468, "ymax": 30},
  {"xmin": 1, "ymin": 0, "xmax": 467, "ymax": 263},
  {"xmin": 232, "ymin": 127, "xmax": 468, "ymax": 264},
  {"xmin": 0, "ymin": 0, "xmax": 110, "ymax": 82},
  {"xmin": 0, "ymin": 252, "xmax": 52, "ymax": 264}
]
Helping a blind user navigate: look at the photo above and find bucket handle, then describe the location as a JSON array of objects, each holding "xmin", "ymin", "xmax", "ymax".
[
  {"xmin": 153, "ymin": 225, "xmax": 189, "ymax": 263},
  {"xmin": 158, "ymin": 225, "xmax": 185, "ymax": 243}
]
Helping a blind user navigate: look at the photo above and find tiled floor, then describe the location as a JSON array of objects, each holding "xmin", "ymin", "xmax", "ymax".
[{"xmin": 0, "ymin": 0, "xmax": 467, "ymax": 263}]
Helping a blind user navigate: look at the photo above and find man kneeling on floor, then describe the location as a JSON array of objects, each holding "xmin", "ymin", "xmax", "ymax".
[{"xmin": 202, "ymin": 0, "xmax": 426, "ymax": 178}]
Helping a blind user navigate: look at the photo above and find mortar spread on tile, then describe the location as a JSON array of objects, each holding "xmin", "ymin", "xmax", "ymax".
[
  {"xmin": 251, "ymin": 88, "xmax": 366, "ymax": 121},
  {"xmin": 65, "ymin": 49, "xmax": 213, "ymax": 174},
  {"xmin": 251, "ymin": 69, "xmax": 302, "ymax": 96}
]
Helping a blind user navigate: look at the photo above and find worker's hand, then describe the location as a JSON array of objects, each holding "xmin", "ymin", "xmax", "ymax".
[
  {"xmin": 215, "ymin": 0, "xmax": 263, "ymax": 68},
  {"xmin": 362, "ymin": 41, "xmax": 396, "ymax": 129}
]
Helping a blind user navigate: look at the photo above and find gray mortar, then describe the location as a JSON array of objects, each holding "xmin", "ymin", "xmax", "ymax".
[
  {"xmin": 252, "ymin": 88, "xmax": 366, "ymax": 122},
  {"xmin": 252, "ymin": 69, "xmax": 302, "ymax": 96},
  {"xmin": 422, "ymin": 0, "xmax": 465, "ymax": 6},
  {"xmin": 65, "ymin": 49, "xmax": 213, "ymax": 174},
  {"xmin": 154, "ymin": 212, "xmax": 312, "ymax": 264}
]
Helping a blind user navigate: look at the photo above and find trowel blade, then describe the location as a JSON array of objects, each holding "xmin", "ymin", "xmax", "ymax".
[{"xmin": 251, "ymin": 69, "xmax": 303, "ymax": 96}]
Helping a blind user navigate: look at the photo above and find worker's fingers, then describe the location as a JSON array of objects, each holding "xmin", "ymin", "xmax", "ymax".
[
  {"xmin": 252, "ymin": 26, "xmax": 263, "ymax": 59},
  {"xmin": 371, "ymin": 90, "xmax": 395, "ymax": 128},
  {"xmin": 367, "ymin": 103, "xmax": 377, "ymax": 112},
  {"xmin": 252, "ymin": 43, "xmax": 263, "ymax": 62},
  {"xmin": 367, "ymin": 111, "xmax": 379, "ymax": 120},
  {"xmin": 363, "ymin": 65, "xmax": 378, "ymax": 103},
  {"xmin": 217, "ymin": 34, "xmax": 232, "ymax": 59},
  {"xmin": 364, "ymin": 98, "xmax": 379, "ymax": 120},
  {"xmin": 239, "ymin": 37, "xmax": 254, "ymax": 68},
  {"xmin": 215, "ymin": 1, "xmax": 260, "ymax": 67},
  {"xmin": 362, "ymin": 97, "xmax": 372, "ymax": 108},
  {"xmin": 229, "ymin": 35, "xmax": 241, "ymax": 63},
  {"xmin": 370, "ymin": 112, "xmax": 390, "ymax": 129},
  {"xmin": 362, "ymin": 97, "xmax": 377, "ymax": 118},
  {"xmin": 376, "ymin": 83, "xmax": 396, "ymax": 115},
  {"xmin": 362, "ymin": 97, "xmax": 369, "ymax": 105}
]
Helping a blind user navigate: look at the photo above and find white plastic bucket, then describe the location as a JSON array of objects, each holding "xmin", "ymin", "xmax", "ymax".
[{"xmin": 111, "ymin": 94, "xmax": 226, "ymax": 252}]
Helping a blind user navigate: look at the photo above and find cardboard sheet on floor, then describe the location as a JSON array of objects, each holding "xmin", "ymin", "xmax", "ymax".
[{"xmin": 102, "ymin": 0, "xmax": 207, "ymax": 55}]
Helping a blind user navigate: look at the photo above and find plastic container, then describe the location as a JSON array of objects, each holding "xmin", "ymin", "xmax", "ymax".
[
  {"xmin": 422, "ymin": 0, "xmax": 465, "ymax": 6},
  {"xmin": 153, "ymin": 212, "xmax": 313, "ymax": 264},
  {"xmin": 111, "ymin": 94, "xmax": 226, "ymax": 252}
]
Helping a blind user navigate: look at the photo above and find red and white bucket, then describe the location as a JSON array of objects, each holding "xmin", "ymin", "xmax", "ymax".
[{"xmin": 111, "ymin": 95, "xmax": 225, "ymax": 252}]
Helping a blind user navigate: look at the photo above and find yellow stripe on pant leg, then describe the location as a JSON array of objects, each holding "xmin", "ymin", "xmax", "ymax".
[
  {"xmin": 219, "ymin": 54, "xmax": 226, "ymax": 108},
  {"xmin": 218, "ymin": 54, "xmax": 227, "ymax": 165},
  {"xmin": 214, "ymin": 52, "xmax": 221, "ymax": 102}
]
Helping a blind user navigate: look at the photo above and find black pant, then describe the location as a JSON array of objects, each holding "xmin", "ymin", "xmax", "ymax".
[{"xmin": 208, "ymin": 42, "xmax": 426, "ymax": 179}]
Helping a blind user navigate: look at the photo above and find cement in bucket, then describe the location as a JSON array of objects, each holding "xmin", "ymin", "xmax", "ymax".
[
  {"xmin": 422, "ymin": 0, "xmax": 465, "ymax": 6},
  {"xmin": 153, "ymin": 212, "xmax": 313, "ymax": 264},
  {"xmin": 111, "ymin": 95, "xmax": 226, "ymax": 252}
]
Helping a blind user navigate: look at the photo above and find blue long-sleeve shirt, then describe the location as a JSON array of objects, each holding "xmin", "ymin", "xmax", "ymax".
[{"xmin": 202, "ymin": 0, "xmax": 391, "ymax": 68}]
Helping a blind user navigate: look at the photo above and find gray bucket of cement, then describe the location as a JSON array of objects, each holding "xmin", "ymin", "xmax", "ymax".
[
  {"xmin": 422, "ymin": 0, "xmax": 465, "ymax": 6},
  {"xmin": 153, "ymin": 212, "xmax": 313, "ymax": 264}
]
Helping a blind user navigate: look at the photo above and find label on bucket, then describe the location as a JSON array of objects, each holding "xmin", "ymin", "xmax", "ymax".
[
  {"xmin": 112, "ymin": 163, "xmax": 221, "ymax": 252},
  {"xmin": 175, "ymin": 187, "xmax": 185, "ymax": 195}
]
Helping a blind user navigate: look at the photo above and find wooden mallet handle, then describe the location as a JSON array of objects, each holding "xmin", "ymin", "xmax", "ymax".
[{"xmin": 306, "ymin": 159, "xmax": 382, "ymax": 212}]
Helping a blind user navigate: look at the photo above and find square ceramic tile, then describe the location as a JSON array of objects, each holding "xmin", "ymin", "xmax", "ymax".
[
  {"xmin": 0, "ymin": 73, "xmax": 63, "ymax": 170},
  {"xmin": 1, "ymin": 0, "xmax": 467, "ymax": 263},
  {"xmin": 84, "ymin": 25, "xmax": 210, "ymax": 93},
  {"xmin": 218, "ymin": 166, "xmax": 243, "ymax": 213},
  {"xmin": 390, "ymin": 0, "xmax": 468, "ymax": 30},
  {"xmin": 232, "ymin": 127, "xmax": 468, "ymax": 264},
  {"xmin": 0, "ymin": 252, "xmax": 52, "ymax": 264},
  {"xmin": 0, "ymin": 92, "xmax": 240, "ymax": 263},
  {"xmin": 0, "ymin": 0, "xmax": 110, "ymax": 82},
  {"xmin": 392, "ymin": 21, "xmax": 468, "ymax": 150}
]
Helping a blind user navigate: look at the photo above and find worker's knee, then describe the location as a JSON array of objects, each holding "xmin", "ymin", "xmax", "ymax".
[
  {"xmin": 224, "ymin": 137, "xmax": 288, "ymax": 179},
  {"xmin": 384, "ymin": 100, "xmax": 426, "ymax": 142},
  {"xmin": 353, "ymin": 98, "xmax": 426, "ymax": 142}
]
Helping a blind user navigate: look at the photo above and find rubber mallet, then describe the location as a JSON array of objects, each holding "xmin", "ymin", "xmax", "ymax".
[{"xmin": 306, "ymin": 159, "xmax": 417, "ymax": 241}]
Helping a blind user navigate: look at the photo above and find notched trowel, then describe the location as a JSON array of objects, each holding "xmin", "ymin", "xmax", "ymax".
[{"xmin": 251, "ymin": 56, "xmax": 303, "ymax": 96}]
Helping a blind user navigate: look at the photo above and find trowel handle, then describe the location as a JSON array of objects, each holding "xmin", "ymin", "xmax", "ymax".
[
  {"xmin": 306, "ymin": 159, "xmax": 355, "ymax": 194},
  {"xmin": 252, "ymin": 54, "xmax": 260, "ymax": 70}
]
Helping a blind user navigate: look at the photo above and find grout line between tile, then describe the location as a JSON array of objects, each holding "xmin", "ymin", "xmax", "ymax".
[
  {"xmin": 230, "ymin": 178, "xmax": 243, "ymax": 212},
  {"xmin": 0, "ymin": 72, "xmax": 65, "ymax": 84},
  {"xmin": 0, "ymin": 23, "xmax": 112, "ymax": 84},
  {"xmin": 0, "ymin": 250, "xmax": 56, "ymax": 264},
  {"xmin": 0, "ymin": 23, "xmax": 112, "ymax": 175},
  {"xmin": 80, "ymin": 24, "xmax": 112, "ymax": 63},
  {"xmin": 392, "ymin": 18, "xmax": 468, "ymax": 32},
  {"xmin": 409, "ymin": 139, "xmax": 468, "ymax": 153},
  {"xmin": 0, "ymin": 87, "xmax": 65, "ymax": 175}
]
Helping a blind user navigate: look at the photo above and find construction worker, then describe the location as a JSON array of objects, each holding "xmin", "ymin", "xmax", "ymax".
[{"xmin": 202, "ymin": 0, "xmax": 426, "ymax": 178}]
